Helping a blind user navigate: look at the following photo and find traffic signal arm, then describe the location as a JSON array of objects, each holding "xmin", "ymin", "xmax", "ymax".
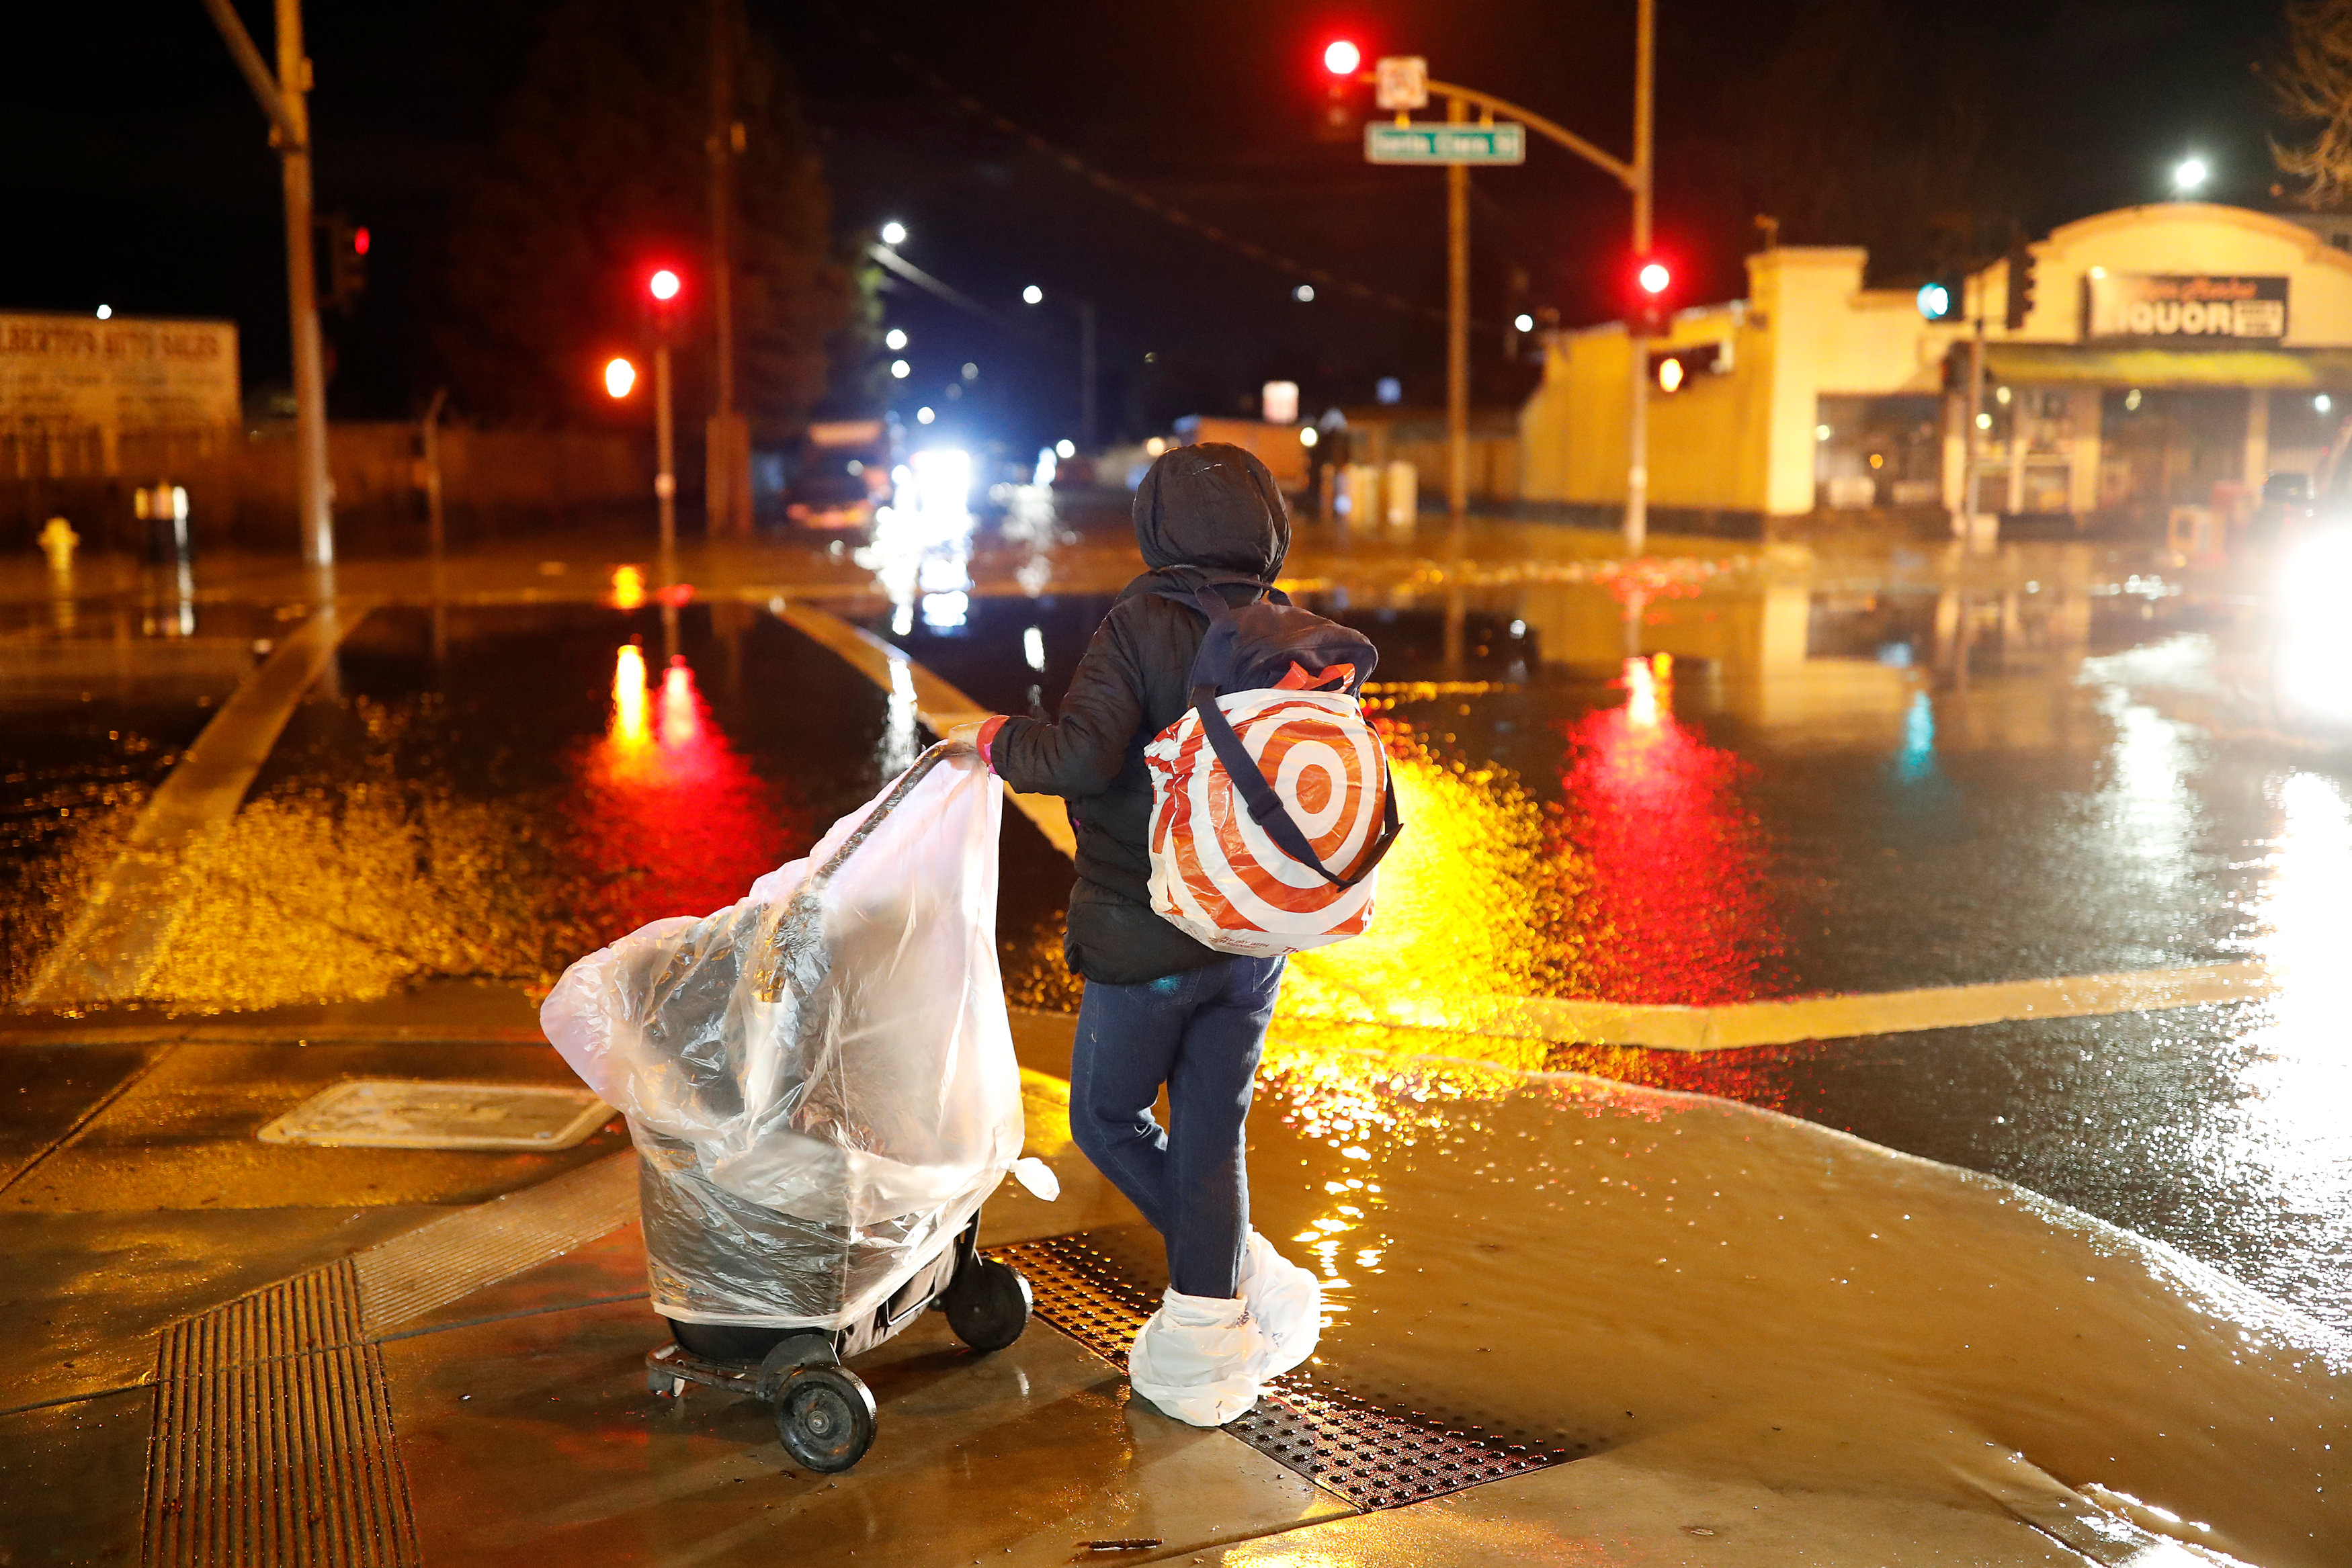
[{"xmin": 1396, "ymin": 76, "xmax": 1636, "ymax": 189}]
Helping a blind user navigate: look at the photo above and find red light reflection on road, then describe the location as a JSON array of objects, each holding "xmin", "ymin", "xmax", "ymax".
[
  {"xmin": 1552, "ymin": 657, "xmax": 1783, "ymax": 1006},
  {"xmin": 566, "ymin": 646, "xmax": 804, "ymax": 941}
]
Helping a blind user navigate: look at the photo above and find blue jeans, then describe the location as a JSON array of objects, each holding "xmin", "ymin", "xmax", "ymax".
[{"xmin": 1068, "ymin": 954, "xmax": 1287, "ymax": 1299}]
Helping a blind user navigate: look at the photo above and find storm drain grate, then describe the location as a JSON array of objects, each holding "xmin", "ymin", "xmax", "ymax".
[
  {"xmin": 992, "ymin": 1235, "xmax": 1572, "ymax": 1511},
  {"xmin": 142, "ymin": 1259, "xmax": 420, "ymax": 1567}
]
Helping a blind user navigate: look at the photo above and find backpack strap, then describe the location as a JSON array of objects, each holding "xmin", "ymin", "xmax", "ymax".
[{"xmin": 1186, "ymin": 681, "xmax": 1402, "ymax": 889}]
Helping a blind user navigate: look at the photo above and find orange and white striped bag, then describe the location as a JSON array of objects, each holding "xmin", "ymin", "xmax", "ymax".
[{"xmin": 1144, "ymin": 685, "xmax": 1396, "ymax": 957}]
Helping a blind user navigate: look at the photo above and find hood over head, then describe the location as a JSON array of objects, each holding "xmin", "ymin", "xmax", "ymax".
[{"xmin": 1132, "ymin": 442, "xmax": 1290, "ymax": 580}]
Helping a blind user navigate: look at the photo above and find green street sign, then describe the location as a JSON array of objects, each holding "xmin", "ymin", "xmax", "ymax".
[{"xmin": 1364, "ymin": 122, "xmax": 1527, "ymax": 165}]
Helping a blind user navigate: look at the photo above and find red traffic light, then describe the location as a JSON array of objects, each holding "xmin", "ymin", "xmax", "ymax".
[
  {"xmin": 648, "ymin": 268, "xmax": 681, "ymax": 302},
  {"xmin": 1636, "ymin": 259, "xmax": 1671, "ymax": 297},
  {"xmin": 352, "ymin": 226, "xmax": 370, "ymax": 257},
  {"xmin": 1322, "ymin": 39, "xmax": 1361, "ymax": 76}
]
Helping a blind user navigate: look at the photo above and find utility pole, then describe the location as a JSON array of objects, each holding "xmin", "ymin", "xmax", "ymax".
[
  {"xmin": 1624, "ymin": 0, "xmax": 1656, "ymax": 560},
  {"xmin": 202, "ymin": 0, "xmax": 333, "ymax": 568},
  {"xmin": 1446, "ymin": 95, "xmax": 1471, "ymax": 537},
  {"xmin": 706, "ymin": 0, "xmax": 750, "ymax": 537}
]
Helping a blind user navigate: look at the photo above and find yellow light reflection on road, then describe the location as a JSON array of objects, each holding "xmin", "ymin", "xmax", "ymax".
[
  {"xmin": 1280, "ymin": 723, "xmax": 1589, "ymax": 1064},
  {"xmin": 612, "ymin": 643, "xmax": 649, "ymax": 752}
]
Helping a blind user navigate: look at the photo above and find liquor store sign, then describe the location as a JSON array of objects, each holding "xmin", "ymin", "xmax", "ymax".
[{"xmin": 2083, "ymin": 273, "xmax": 2288, "ymax": 343}]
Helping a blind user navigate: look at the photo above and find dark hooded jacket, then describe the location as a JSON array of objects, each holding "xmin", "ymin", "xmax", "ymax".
[{"xmin": 989, "ymin": 442, "xmax": 1292, "ymax": 986}]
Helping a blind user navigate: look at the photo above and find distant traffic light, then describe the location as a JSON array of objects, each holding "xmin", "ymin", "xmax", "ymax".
[
  {"xmin": 645, "ymin": 266, "xmax": 685, "ymax": 342},
  {"xmin": 604, "ymin": 357, "xmax": 637, "ymax": 398},
  {"xmin": 1917, "ymin": 280, "xmax": 1956, "ymax": 321},
  {"xmin": 1630, "ymin": 256, "xmax": 1673, "ymax": 337},
  {"xmin": 1318, "ymin": 38, "xmax": 1364, "ymax": 141},
  {"xmin": 2005, "ymin": 234, "xmax": 2037, "ymax": 331},
  {"xmin": 319, "ymin": 214, "xmax": 368, "ymax": 313}
]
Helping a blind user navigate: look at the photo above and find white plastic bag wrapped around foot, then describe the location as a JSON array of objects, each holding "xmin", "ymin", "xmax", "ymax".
[
  {"xmin": 1127, "ymin": 1289, "xmax": 1271, "ymax": 1427},
  {"xmin": 1238, "ymin": 1231, "xmax": 1322, "ymax": 1380}
]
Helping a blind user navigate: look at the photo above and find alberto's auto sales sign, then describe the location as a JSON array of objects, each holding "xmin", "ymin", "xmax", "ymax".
[{"xmin": 2084, "ymin": 273, "xmax": 2288, "ymax": 342}]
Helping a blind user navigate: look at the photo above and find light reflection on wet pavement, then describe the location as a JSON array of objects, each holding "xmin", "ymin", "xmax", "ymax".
[{"xmin": 9, "ymin": 509, "xmax": 2352, "ymax": 1549}]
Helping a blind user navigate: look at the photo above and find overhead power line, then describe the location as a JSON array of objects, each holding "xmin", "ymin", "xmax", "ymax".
[{"xmin": 831, "ymin": 12, "xmax": 1456, "ymax": 326}]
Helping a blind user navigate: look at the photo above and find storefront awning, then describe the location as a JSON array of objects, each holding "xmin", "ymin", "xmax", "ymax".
[{"xmin": 1980, "ymin": 343, "xmax": 2352, "ymax": 390}]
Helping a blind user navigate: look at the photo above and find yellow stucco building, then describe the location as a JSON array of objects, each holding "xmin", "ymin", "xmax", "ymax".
[{"xmin": 1519, "ymin": 203, "xmax": 2352, "ymax": 533}]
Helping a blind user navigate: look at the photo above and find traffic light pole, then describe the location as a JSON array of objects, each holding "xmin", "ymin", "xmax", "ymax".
[
  {"xmin": 1624, "ymin": 0, "xmax": 1655, "ymax": 562},
  {"xmin": 202, "ymin": 0, "xmax": 334, "ymax": 569},
  {"xmin": 655, "ymin": 344, "xmax": 677, "ymax": 571},
  {"xmin": 1410, "ymin": 6, "xmax": 1654, "ymax": 558}
]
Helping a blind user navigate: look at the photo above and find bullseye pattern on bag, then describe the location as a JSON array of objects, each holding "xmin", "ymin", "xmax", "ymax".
[{"xmin": 1146, "ymin": 688, "xmax": 1388, "ymax": 955}]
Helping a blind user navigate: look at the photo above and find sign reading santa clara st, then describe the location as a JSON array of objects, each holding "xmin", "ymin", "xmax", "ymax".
[
  {"xmin": 2083, "ymin": 274, "xmax": 2288, "ymax": 343},
  {"xmin": 1364, "ymin": 123, "xmax": 1526, "ymax": 165}
]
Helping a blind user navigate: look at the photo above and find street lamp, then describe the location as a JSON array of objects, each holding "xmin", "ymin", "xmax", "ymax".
[
  {"xmin": 1022, "ymin": 284, "xmax": 1045, "ymax": 306},
  {"xmin": 2173, "ymin": 155, "xmax": 2210, "ymax": 197},
  {"xmin": 885, "ymin": 327, "xmax": 908, "ymax": 350},
  {"xmin": 890, "ymin": 359, "xmax": 911, "ymax": 379},
  {"xmin": 880, "ymin": 220, "xmax": 907, "ymax": 247}
]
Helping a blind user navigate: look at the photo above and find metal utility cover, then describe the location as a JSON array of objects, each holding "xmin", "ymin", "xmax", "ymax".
[{"xmin": 258, "ymin": 1080, "xmax": 612, "ymax": 1151}]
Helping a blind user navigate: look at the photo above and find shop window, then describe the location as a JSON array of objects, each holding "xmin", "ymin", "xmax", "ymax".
[{"xmin": 1814, "ymin": 394, "xmax": 1942, "ymax": 509}]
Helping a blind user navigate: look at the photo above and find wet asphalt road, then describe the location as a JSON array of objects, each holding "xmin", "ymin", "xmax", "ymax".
[{"xmin": 5, "ymin": 515, "xmax": 2351, "ymax": 1332}]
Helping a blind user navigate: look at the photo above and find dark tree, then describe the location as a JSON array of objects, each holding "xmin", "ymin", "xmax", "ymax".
[
  {"xmin": 1687, "ymin": 0, "xmax": 2013, "ymax": 284},
  {"xmin": 438, "ymin": 0, "xmax": 858, "ymax": 436},
  {"xmin": 2274, "ymin": 0, "xmax": 2352, "ymax": 208}
]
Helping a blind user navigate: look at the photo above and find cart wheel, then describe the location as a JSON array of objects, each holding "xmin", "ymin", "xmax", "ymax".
[
  {"xmin": 773, "ymin": 1366, "xmax": 876, "ymax": 1474},
  {"xmin": 945, "ymin": 1258, "xmax": 1032, "ymax": 1352}
]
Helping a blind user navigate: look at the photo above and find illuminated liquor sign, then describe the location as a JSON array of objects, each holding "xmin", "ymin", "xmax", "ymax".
[{"xmin": 2083, "ymin": 273, "xmax": 2288, "ymax": 342}]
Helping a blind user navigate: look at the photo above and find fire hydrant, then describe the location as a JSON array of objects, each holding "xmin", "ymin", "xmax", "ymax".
[{"xmin": 38, "ymin": 517, "xmax": 78, "ymax": 572}]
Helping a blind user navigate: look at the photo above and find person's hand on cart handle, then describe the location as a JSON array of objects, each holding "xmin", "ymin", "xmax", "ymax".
[{"xmin": 943, "ymin": 716, "xmax": 1007, "ymax": 771}]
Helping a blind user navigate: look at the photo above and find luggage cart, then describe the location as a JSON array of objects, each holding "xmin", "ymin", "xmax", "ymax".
[{"xmin": 634, "ymin": 744, "xmax": 1034, "ymax": 1475}]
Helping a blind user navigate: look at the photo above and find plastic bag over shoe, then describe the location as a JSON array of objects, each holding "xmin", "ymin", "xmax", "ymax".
[{"xmin": 541, "ymin": 747, "xmax": 1024, "ymax": 1329}]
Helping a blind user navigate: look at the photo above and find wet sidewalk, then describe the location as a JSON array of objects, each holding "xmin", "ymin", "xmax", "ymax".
[{"xmin": 16, "ymin": 986, "xmax": 2320, "ymax": 1567}]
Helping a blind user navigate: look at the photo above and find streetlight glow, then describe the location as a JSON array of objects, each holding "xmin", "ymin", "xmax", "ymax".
[
  {"xmin": 1056, "ymin": 439, "xmax": 1076, "ymax": 459},
  {"xmin": 885, "ymin": 328, "xmax": 908, "ymax": 350},
  {"xmin": 95, "ymin": 304, "xmax": 113, "ymax": 320},
  {"xmin": 648, "ymin": 268, "xmax": 681, "ymax": 301},
  {"xmin": 917, "ymin": 406, "xmax": 936, "ymax": 424},
  {"xmin": 1513, "ymin": 312, "xmax": 1535, "ymax": 332},
  {"xmin": 604, "ymin": 357, "xmax": 637, "ymax": 398},
  {"xmin": 1323, "ymin": 40, "xmax": 1361, "ymax": 76},
  {"xmin": 1022, "ymin": 284, "xmax": 1044, "ymax": 306},
  {"xmin": 1294, "ymin": 284, "xmax": 1316, "ymax": 302},
  {"xmin": 880, "ymin": 220, "xmax": 907, "ymax": 247},
  {"xmin": 2173, "ymin": 156, "xmax": 2210, "ymax": 195},
  {"xmin": 890, "ymin": 359, "xmax": 911, "ymax": 379}
]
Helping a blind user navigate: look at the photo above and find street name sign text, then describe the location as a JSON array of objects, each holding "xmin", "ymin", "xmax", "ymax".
[{"xmin": 1364, "ymin": 122, "xmax": 1527, "ymax": 165}]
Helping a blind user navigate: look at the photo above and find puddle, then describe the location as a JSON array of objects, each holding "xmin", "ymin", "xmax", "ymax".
[{"xmin": 1237, "ymin": 1034, "xmax": 2349, "ymax": 1565}]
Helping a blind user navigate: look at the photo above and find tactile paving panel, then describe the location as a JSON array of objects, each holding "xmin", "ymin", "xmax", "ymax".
[{"xmin": 992, "ymin": 1235, "xmax": 1572, "ymax": 1510}]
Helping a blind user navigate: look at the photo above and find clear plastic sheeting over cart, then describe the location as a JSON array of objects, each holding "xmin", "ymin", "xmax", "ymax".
[{"xmin": 542, "ymin": 746, "xmax": 1026, "ymax": 1328}]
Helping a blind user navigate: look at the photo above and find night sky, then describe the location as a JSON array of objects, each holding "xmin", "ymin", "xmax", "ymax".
[{"xmin": 3, "ymin": 0, "xmax": 2289, "ymax": 445}]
